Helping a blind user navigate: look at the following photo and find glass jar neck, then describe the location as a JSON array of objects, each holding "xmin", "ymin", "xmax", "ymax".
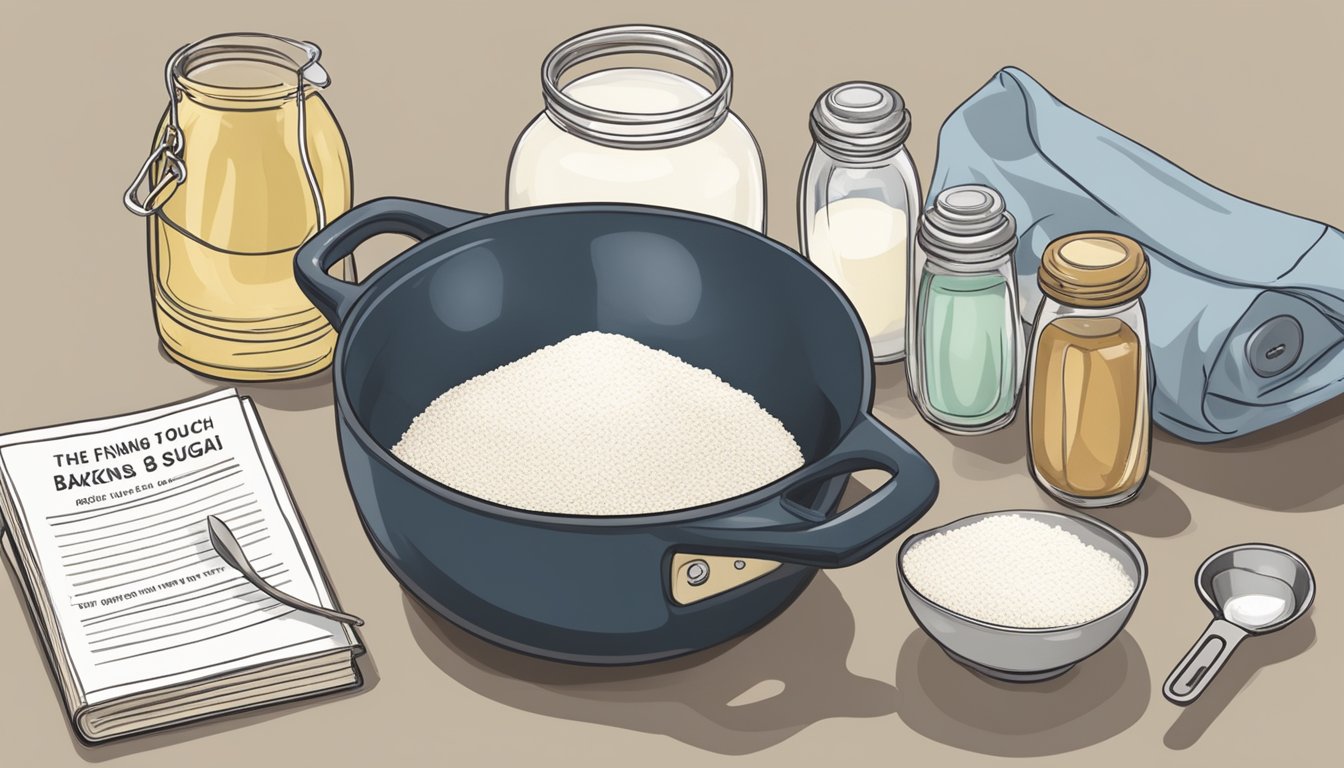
[
  {"xmin": 172, "ymin": 33, "xmax": 327, "ymax": 110},
  {"xmin": 1042, "ymin": 295, "xmax": 1142, "ymax": 317},
  {"xmin": 814, "ymin": 142, "xmax": 907, "ymax": 167},
  {"xmin": 541, "ymin": 25, "xmax": 732, "ymax": 149},
  {"xmin": 921, "ymin": 248, "xmax": 1012, "ymax": 275}
]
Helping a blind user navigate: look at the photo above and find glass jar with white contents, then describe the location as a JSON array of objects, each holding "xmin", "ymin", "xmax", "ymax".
[
  {"xmin": 507, "ymin": 25, "xmax": 765, "ymax": 231},
  {"xmin": 798, "ymin": 82, "xmax": 920, "ymax": 363}
]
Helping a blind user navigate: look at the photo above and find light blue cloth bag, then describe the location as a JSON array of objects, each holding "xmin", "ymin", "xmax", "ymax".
[{"xmin": 929, "ymin": 67, "xmax": 1344, "ymax": 443}]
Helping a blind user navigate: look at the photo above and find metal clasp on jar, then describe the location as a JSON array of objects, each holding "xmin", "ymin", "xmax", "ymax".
[{"xmin": 123, "ymin": 125, "xmax": 186, "ymax": 216}]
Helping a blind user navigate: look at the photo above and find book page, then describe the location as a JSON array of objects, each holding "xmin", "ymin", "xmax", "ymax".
[{"xmin": 0, "ymin": 391, "xmax": 354, "ymax": 705}]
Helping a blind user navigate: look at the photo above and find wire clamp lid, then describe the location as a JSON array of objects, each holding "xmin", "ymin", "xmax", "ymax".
[{"xmin": 122, "ymin": 33, "xmax": 327, "ymax": 219}]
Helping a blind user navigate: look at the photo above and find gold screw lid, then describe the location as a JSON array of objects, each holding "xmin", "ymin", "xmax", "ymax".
[{"xmin": 1038, "ymin": 232, "xmax": 1150, "ymax": 307}]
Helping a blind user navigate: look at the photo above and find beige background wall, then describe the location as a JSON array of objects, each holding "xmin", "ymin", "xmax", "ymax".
[{"xmin": 1, "ymin": 0, "xmax": 1341, "ymax": 765}]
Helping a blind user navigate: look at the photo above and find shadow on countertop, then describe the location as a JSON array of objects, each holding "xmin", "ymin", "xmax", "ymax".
[
  {"xmin": 1074, "ymin": 475, "xmax": 1193, "ymax": 538},
  {"xmin": 1164, "ymin": 610, "xmax": 1317, "ymax": 750},
  {"xmin": 945, "ymin": 418, "xmax": 1029, "ymax": 481},
  {"xmin": 871, "ymin": 360, "xmax": 911, "ymax": 404},
  {"xmin": 155, "ymin": 343, "xmax": 335, "ymax": 413},
  {"xmin": 894, "ymin": 628, "xmax": 1150, "ymax": 757},
  {"xmin": 235, "ymin": 370, "xmax": 335, "ymax": 413},
  {"xmin": 1152, "ymin": 395, "xmax": 1344, "ymax": 512},
  {"xmin": 403, "ymin": 573, "xmax": 895, "ymax": 755}
]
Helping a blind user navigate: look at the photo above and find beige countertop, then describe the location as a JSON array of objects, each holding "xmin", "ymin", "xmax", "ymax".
[{"xmin": 2, "ymin": 0, "xmax": 1341, "ymax": 765}]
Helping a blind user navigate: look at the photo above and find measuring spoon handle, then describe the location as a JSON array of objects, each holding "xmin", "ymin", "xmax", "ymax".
[{"xmin": 1164, "ymin": 618, "xmax": 1248, "ymax": 705}]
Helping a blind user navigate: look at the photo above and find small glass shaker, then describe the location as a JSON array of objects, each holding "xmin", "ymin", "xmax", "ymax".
[
  {"xmin": 907, "ymin": 185, "xmax": 1024, "ymax": 434},
  {"xmin": 798, "ymin": 82, "xmax": 920, "ymax": 363}
]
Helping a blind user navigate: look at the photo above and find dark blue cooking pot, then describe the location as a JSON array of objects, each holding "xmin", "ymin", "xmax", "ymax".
[{"xmin": 295, "ymin": 197, "xmax": 938, "ymax": 664}]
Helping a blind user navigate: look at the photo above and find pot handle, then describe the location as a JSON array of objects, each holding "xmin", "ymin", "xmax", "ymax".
[
  {"xmin": 295, "ymin": 196, "xmax": 484, "ymax": 330},
  {"xmin": 678, "ymin": 413, "xmax": 939, "ymax": 569}
]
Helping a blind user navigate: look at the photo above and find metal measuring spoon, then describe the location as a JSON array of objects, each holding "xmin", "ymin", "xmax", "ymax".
[
  {"xmin": 207, "ymin": 515, "xmax": 364, "ymax": 627},
  {"xmin": 1164, "ymin": 543, "xmax": 1313, "ymax": 705}
]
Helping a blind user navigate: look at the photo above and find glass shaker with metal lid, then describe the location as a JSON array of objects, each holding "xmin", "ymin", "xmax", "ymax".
[
  {"xmin": 798, "ymin": 82, "xmax": 920, "ymax": 363},
  {"xmin": 123, "ymin": 33, "xmax": 352, "ymax": 381},
  {"xmin": 1027, "ymin": 232, "xmax": 1152, "ymax": 508},
  {"xmin": 907, "ymin": 185, "xmax": 1023, "ymax": 434},
  {"xmin": 507, "ymin": 25, "xmax": 765, "ymax": 231}
]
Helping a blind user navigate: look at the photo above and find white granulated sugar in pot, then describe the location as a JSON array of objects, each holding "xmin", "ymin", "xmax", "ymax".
[
  {"xmin": 902, "ymin": 514, "xmax": 1135, "ymax": 628},
  {"xmin": 392, "ymin": 332, "xmax": 805, "ymax": 515}
]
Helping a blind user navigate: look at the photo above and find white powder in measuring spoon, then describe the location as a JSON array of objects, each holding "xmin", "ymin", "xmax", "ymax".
[
  {"xmin": 902, "ymin": 514, "xmax": 1135, "ymax": 628},
  {"xmin": 392, "ymin": 332, "xmax": 805, "ymax": 516}
]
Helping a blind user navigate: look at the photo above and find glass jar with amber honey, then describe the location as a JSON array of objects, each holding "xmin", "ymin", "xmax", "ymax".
[{"xmin": 1026, "ymin": 233, "xmax": 1152, "ymax": 507}]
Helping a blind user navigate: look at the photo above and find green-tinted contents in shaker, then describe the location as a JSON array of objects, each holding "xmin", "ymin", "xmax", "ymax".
[{"xmin": 919, "ymin": 271, "xmax": 1015, "ymax": 427}]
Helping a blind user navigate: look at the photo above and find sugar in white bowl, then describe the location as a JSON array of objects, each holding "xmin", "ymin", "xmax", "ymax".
[
  {"xmin": 392, "ymin": 332, "xmax": 805, "ymax": 516},
  {"xmin": 901, "ymin": 513, "xmax": 1135, "ymax": 628}
]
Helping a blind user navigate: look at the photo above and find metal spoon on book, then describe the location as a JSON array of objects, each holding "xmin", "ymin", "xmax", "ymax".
[{"xmin": 207, "ymin": 515, "xmax": 365, "ymax": 627}]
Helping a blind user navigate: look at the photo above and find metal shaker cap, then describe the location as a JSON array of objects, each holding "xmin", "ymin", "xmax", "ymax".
[
  {"xmin": 917, "ymin": 185, "xmax": 1018, "ymax": 267},
  {"xmin": 810, "ymin": 82, "xmax": 911, "ymax": 160}
]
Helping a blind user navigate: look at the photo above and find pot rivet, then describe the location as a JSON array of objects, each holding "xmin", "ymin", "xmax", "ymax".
[
  {"xmin": 685, "ymin": 560, "xmax": 710, "ymax": 586},
  {"xmin": 734, "ymin": 560, "xmax": 746, "ymax": 570}
]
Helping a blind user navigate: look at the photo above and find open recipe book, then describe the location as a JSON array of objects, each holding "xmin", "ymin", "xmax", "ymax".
[{"xmin": 0, "ymin": 390, "xmax": 363, "ymax": 743}]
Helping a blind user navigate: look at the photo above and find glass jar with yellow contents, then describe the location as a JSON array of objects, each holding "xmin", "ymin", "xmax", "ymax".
[
  {"xmin": 1026, "ymin": 233, "xmax": 1152, "ymax": 507},
  {"xmin": 124, "ymin": 33, "xmax": 352, "ymax": 381}
]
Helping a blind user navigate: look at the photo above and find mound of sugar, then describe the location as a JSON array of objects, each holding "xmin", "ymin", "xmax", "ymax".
[
  {"xmin": 902, "ymin": 514, "xmax": 1135, "ymax": 628},
  {"xmin": 392, "ymin": 332, "xmax": 805, "ymax": 515}
]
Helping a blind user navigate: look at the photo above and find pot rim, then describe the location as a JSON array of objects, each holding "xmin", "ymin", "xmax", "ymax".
[{"xmin": 328, "ymin": 202, "xmax": 875, "ymax": 529}]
